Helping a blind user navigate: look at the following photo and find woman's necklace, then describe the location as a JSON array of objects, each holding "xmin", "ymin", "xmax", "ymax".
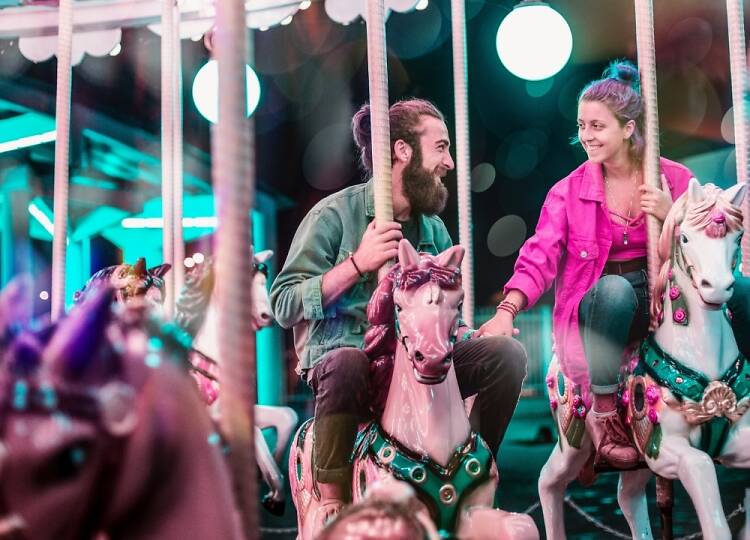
[{"xmin": 604, "ymin": 170, "xmax": 639, "ymax": 246}]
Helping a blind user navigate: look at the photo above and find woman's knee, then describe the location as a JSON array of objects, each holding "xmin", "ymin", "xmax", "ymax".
[{"xmin": 585, "ymin": 275, "xmax": 638, "ymax": 315}]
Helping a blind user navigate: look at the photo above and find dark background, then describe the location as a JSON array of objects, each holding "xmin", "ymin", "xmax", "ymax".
[{"xmin": 0, "ymin": 0, "xmax": 743, "ymax": 305}]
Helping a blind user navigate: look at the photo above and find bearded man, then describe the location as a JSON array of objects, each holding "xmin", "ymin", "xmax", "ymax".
[{"xmin": 270, "ymin": 99, "xmax": 527, "ymax": 533}]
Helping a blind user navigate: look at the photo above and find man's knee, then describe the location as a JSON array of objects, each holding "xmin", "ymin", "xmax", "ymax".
[
  {"xmin": 480, "ymin": 335, "xmax": 528, "ymax": 385},
  {"xmin": 318, "ymin": 348, "xmax": 370, "ymax": 380}
]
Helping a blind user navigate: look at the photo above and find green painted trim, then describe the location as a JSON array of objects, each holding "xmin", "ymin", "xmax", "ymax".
[{"xmin": 357, "ymin": 422, "xmax": 493, "ymax": 535}]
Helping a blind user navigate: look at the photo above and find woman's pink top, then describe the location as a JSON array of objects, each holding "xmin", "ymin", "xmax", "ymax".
[
  {"xmin": 504, "ymin": 158, "xmax": 693, "ymax": 390},
  {"xmin": 608, "ymin": 211, "xmax": 647, "ymax": 261}
]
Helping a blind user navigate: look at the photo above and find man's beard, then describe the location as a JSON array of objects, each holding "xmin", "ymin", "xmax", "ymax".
[{"xmin": 402, "ymin": 152, "xmax": 448, "ymax": 216}]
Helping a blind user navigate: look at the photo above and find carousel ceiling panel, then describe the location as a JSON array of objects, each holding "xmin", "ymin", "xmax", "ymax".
[
  {"xmin": 0, "ymin": 0, "xmax": 323, "ymax": 42},
  {"xmin": 324, "ymin": 0, "xmax": 420, "ymax": 25},
  {"xmin": 19, "ymin": 27, "xmax": 121, "ymax": 66},
  {"xmin": 246, "ymin": 0, "xmax": 300, "ymax": 29}
]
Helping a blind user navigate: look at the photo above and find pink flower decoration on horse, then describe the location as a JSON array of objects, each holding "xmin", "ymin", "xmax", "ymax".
[
  {"xmin": 669, "ymin": 286, "xmax": 681, "ymax": 301},
  {"xmin": 620, "ymin": 390, "xmax": 630, "ymax": 406},
  {"xmin": 673, "ymin": 308, "xmax": 687, "ymax": 323},
  {"xmin": 648, "ymin": 409, "xmax": 659, "ymax": 424},
  {"xmin": 645, "ymin": 385, "xmax": 660, "ymax": 405},
  {"xmin": 706, "ymin": 210, "xmax": 728, "ymax": 238}
]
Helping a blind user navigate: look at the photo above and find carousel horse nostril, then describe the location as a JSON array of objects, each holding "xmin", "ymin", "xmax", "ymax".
[{"xmin": 414, "ymin": 351, "xmax": 425, "ymax": 363}]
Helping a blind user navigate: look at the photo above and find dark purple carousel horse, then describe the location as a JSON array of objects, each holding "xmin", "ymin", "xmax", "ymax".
[
  {"xmin": 0, "ymin": 283, "xmax": 242, "ymax": 539},
  {"xmin": 73, "ymin": 258, "xmax": 171, "ymax": 307}
]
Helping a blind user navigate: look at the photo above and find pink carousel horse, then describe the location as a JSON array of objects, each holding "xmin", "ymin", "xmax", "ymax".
[
  {"xmin": 289, "ymin": 240, "xmax": 538, "ymax": 539},
  {"xmin": 0, "ymin": 283, "xmax": 242, "ymax": 539},
  {"xmin": 175, "ymin": 250, "xmax": 298, "ymax": 516},
  {"xmin": 539, "ymin": 179, "xmax": 748, "ymax": 540}
]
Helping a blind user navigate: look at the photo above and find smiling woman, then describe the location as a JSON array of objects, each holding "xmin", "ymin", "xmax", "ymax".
[{"xmin": 479, "ymin": 59, "xmax": 710, "ymax": 470}]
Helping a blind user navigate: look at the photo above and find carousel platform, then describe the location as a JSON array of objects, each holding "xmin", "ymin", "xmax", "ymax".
[{"xmin": 260, "ymin": 396, "xmax": 749, "ymax": 539}]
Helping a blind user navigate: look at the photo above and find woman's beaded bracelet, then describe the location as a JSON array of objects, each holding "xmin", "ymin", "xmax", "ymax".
[{"xmin": 497, "ymin": 299, "xmax": 520, "ymax": 319}]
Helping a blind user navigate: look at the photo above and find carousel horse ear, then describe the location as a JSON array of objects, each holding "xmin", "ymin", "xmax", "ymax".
[
  {"xmin": 254, "ymin": 250, "xmax": 273, "ymax": 264},
  {"xmin": 435, "ymin": 245, "xmax": 465, "ymax": 269},
  {"xmin": 721, "ymin": 182, "xmax": 747, "ymax": 208},
  {"xmin": 0, "ymin": 274, "xmax": 33, "ymax": 336},
  {"xmin": 43, "ymin": 285, "xmax": 115, "ymax": 380},
  {"xmin": 398, "ymin": 239, "xmax": 420, "ymax": 268},
  {"xmin": 687, "ymin": 178, "xmax": 705, "ymax": 205},
  {"xmin": 132, "ymin": 257, "xmax": 147, "ymax": 277},
  {"xmin": 148, "ymin": 263, "xmax": 172, "ymax": 279}
]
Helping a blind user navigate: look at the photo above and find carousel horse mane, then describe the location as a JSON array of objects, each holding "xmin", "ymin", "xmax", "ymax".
[
  {"xmin": 174, "ymin": 259, "xmax": 215, "ymax": 337},
  {"xmin": 174, "ymin": 250, "xmax": 273, "ymax": 339},
  {"xmin": 0, "ymin": 286, "xmax": 241, "ymax": 540},
  {"xmin": 363, "ymin": 253, "xmax": 462, "ymax": 361},
  {"xmin": 74, "ymin": 257, "xmax": 171, "ymax": 306},
  {"xmin": 650, "ymin": 182, "xmax": 745, "ymax": 326}
]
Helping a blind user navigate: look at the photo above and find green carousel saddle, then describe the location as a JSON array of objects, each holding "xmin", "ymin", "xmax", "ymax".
[
  {"xmin": 354, "ymin": 422, "xmax": 494, "ymax": 537},
  {"xmin": 636, "ymin": 336, "xmax": 750, "ymax": 457}
]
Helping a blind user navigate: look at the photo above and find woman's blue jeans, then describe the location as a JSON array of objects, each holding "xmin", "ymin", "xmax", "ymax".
[{"xmin": 578, "ymin": 270, "xmax": 750, "ymax": 394}]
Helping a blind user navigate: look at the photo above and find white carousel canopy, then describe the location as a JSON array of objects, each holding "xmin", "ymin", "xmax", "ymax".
[{"xmin": 0, "ymin": 0, "xmax": 421, "ymax": 65}]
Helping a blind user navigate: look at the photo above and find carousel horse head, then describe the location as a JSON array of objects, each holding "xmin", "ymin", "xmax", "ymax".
[
  {"xmin": 0, "ymin": 285, "xmax": 241, "ymax": 540},
  {"xmin": 175, "ymin": 249, "xmax": 274, "ymax": 337},
  {"xmin": 0, "ymin": 275, "xmax": 33, "ymax": 348},
  {"xmin": 365, "ymin": 240, "xmax": 464, "ymax": 384},
  {"xmin": 74, "ymin": 258, "xmax": 171, "ymax": 307},
  {"xmin": 651, "ymin": 179, "xmax": 747, "ymax": 325}
]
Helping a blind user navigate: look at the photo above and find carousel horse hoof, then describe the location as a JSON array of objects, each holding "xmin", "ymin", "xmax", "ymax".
[
  {"xmin": 310, "ymin": 498, "xmax": 345, "ymax": 535},
  {"xmin": 586, "ymin": 409, "xmax": 639, "ymax": 469},
  {"xmin": 262, "ymin": 493, "xmax": 286, "ymax": 516}
]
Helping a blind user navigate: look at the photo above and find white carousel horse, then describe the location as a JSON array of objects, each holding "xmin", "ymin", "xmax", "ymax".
[
  {"xmin": 289, "ymin": 240, "xmax": 538, "ymax": 539},
  {"xmin": 539, "ymin": 179, "xmax": 748, "ymax": 540},
  {"xmin": 175, "ymin": 250, "xmax": 298, "ymax": 516}
]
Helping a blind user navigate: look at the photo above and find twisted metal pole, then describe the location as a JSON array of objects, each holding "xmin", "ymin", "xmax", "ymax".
[
  {"xmin": 634, "ymin": 0, "xmax": 663, "ymax": 308},
  {"xmin": 172, "ymin": 9, "xmax": 185, "ymax": 298},
  {"xmin": 50, "ymin": 0, "xmax": 74, "ymax": 321},
  {"xmin": 214, "ymin": 4, "xmax": 258, "ymax": 538},
  {"xmin": 161, "ymin": 0, "xmax": 176, "ymax": 317},
  {"xmin": 366, "ymin": 0, "xmax": 394, "ymax": 244},
  {"xmin": 726, "ymin": 0, "xmax": 750, "ymax": 276},
  {"xmin": 451, "ymin": 0, "xmax": 474, "ymax": 327}
]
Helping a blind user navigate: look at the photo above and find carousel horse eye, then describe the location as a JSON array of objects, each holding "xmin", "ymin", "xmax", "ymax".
[
  {"xmin": 39, "ymin": 442, "xmax": 91, "ymax": 484},
  {"xmin": 680, "ymin": 234, "xmax": 688, "ymax": 244},
  {"xmin": 395, "ymin": 304, "xmax": 402, "ymax": 313}
]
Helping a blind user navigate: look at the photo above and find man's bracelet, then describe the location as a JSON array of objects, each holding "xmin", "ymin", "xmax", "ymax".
[{"xmin": 349, "ymin": 254, "xmax": 365, "ymax": 278}]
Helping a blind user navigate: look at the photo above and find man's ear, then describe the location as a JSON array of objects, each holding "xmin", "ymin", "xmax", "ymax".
[{"xmin": 393, "ymin": 139, "xmax": 412, "ymax": 164}]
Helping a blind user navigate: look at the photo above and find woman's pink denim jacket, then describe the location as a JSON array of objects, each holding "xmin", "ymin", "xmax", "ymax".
[{"xmin": 504, "ymin": 157, "xmax": 693, "ymax": 390}]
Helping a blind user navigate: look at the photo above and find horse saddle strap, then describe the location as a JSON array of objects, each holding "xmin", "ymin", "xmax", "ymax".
[
  {"xmin": 361, "ymin": 423, "xmax": 493, "ymax": 534},
  {"xmin": 639, "ymin": 336, "xmax": 750, "ymax": 406}
]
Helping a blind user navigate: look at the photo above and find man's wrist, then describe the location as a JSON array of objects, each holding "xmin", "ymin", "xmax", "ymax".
[{"xmin": 349, "ymin": 253, "xmax": 365, "ymax": 278}]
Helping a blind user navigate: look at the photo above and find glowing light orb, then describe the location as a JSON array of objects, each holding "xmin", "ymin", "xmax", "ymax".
[
  {"xmin": 496, "ymin": 1, "xmax": 572, "ymax": 81},
  {"xmin": 192, "ymin": 60, "xmax": 261, "ymax": 124}
]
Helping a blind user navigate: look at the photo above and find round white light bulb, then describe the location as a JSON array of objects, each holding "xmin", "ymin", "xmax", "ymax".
[
  {"xmin": 192, "ymin": 60, "xmax": 261, "ymax": 124},
  {"xmin": 496, "ymin": 2, "xmax": 572, "ymax": 81}
]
